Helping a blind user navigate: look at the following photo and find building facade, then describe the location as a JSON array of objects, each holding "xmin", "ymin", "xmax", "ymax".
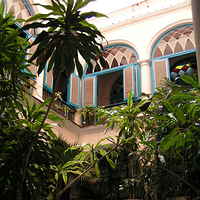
[{"xmin": 4, "ymin": 0, "xmax": 196, "ymax": 144}]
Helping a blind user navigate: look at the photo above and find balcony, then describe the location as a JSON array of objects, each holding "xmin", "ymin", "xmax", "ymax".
[{"xmin": 42, "ymin": 89, "xmax": 75, "ymax": 122}]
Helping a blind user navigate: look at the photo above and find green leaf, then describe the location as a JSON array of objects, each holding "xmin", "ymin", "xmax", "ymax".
[
  {"xmin": 37, "ymin": 98, "xmax": 53, "ymax": 110},
  {"xmin": 175, "ymin": 108, "xmax": 186, "ymax": 125},
  {"xmin": 163, "ymin": 100, "xmax": 174, "ymax": 113},
  {"xmin": 23, "ymin": 22, "xmax": 50, "ymax": 30},
  {"xmin": 30, "ymin": 31, "xmax": 49, "ymax": 46},
  {"xmin": 66, "ymin": 0, "xmax": 75, "ymax": 18},
  {"xmin": 48, "ymin": 113, "xmax": 63, "ymax": 122},
  {"xmin": 80, "ymin": 11, "xmax": 107, "ymax": 20},
  {"xmin": 95, "ymin": 162, "xmax": 100, "ymax": 177},
  {"xmin": 62, "ymin": 173, "xmax": 68, "ymax": 184},
  {"xmin": 75, "ymin": 52, "xmax": 83, "ymax": 78},
  {"xmin": 51, "ymin": 0, "xmax": 65, "ymax": 15},
  {"xmin": 0, "ymin": 2, "xmax": 5, "ymax": 16},
  {"xmin": 181, "ymin": 75, "xmax": 199, "ymax": 88},
  {"xmin": 67, "ymin": 170, "xmax": 82, "ymax": 175},
  {"xmin": 26, "ymin": 13, "xmax": 52, "ymax": 22},
  {"xmin": 73, "ymin": 0, "xmax": 95, "ymax": 11},
  {"xmin": 127, "ymin": 92, "xmax": 133, "ymax": 107},
  {"xmin": 99, "ymin": 149, "xmax": 107, "ymax": 157},
  {"xmin": 106, "ymin": 156, "xmax": 116, "ymax": 169},
  {"xmin": 55, "ymin": 173, "xmax": 59, "ymax": 181},
  {"xmin": 53, "ymin": 0, "xmax": 66, "ymax": 13},
  {"xmin": 33, "ymin": 3, "xmax": 57, "ymax": 12},
  {"xmin": 63, "ymin": 160, "xmax": 83, "ymax": 169}
]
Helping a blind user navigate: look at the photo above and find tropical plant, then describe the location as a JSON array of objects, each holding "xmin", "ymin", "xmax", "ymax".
[
  {"xmin": 54, "ymin": 136, "xmax": 119, "ymax": 200},
  {"xmin": 46, "ymin": 142, "xmax": 88, "ymax": 200},
  {"xmin": 146, "ymin": 75, "xmax": 200, "ymax": 199},
  {"xmin": 23, "ymin": 0, "xmax": 107, "ymax": 85},
  {"xmin": 1, "ymin": 97, "xmax": 58, "ymax": 199},
  {"xmin": 96, "ymin": 92, "xmax": 153, "ymax": 199},
  {"xmin": 22, "ymin": 0, "xmax": 107, "ymax": 164},
  {"xmin": 0, "ymin": 2, "xmax": 32, "ymax": 115},
  {"xmin": 0, "ymin": 2, "xmax": 110, "ymax": 200}
]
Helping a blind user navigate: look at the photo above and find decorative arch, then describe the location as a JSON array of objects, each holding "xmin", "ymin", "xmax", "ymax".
[
  {"xmin": 150, "ymin": 22, "xmax": 197, "ymax": 90},
  {"xmin": 151, "ymin": 23, "xmax": 195, "ymax": 58},
  {"xmin": 86, "ymin": 43, "xmax": 139, "ymax": 74},
  {"xmin": 83, "ymin": 42, "xmax": 141, "ymax": 107}
]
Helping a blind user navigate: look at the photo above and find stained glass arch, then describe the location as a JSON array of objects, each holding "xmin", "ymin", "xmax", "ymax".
[
  {"xmin": 86, "ymin": 44, "xmax": 139, "ymax": 74},
  {"xmin": 151, "ymin": 24, "xmax": 195, "ymax": 59}
]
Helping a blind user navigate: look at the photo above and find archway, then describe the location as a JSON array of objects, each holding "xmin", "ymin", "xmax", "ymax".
[
  {"xmin": 151, "ymin": 23, "xmax": 196, "ymax": 89},
  {"xmin": 83, "ymin": 43, "xmax": 141, "ymax": 107}
]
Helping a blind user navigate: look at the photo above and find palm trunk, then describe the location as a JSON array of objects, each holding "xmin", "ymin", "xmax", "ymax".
[{"xmin": 191, "ymin": 0, "xmax": 200, "ymax": 83}]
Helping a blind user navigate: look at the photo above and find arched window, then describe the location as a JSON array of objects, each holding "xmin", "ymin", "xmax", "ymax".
[
  {"xmin": 83, "ymin": 44, "xmax": 141, "ymax": 107},
  {"xmin": 151, "ymin": 24, "xmax": 196, "ymax": 89}
]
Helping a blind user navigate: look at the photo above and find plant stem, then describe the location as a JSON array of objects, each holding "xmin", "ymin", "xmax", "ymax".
[
  {"xmin": 55, "ymin": 141, "xmax": 121, "ymax": 200},
  {"xmin": 20, "ymin": 72, "xmax": 62, "ymax": 198},
  {"xmin": 162, "ymin": 166, "xmax": 200, "ymax": 195}
]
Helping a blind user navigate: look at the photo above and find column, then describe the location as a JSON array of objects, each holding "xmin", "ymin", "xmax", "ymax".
[
  {"xmin": 191, "ymin": 0, "xmax": 200, "ymax": 83},
  {"xmin": 140, "ymin": 61, "xmax": 152, "ymax": 94},
  {"xmin": 32, "ymin": 71, "xmax": 44, "ymax": 101}
]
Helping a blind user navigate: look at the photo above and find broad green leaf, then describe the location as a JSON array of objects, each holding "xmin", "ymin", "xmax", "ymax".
[
  {"xmin": 26, "ymin": 13, "xmax": 52, "ymax": 22},
  {"xmin": 181, "ymin": 75, "xmax": 199, "ymax": 88},
  {"xmin": 63, "ymin": 160, "xmax": 84, "ymax": 168},
  {"xmin": 48, "ymin": 113, "xmax": 63, "ymax": 122},
  {"xmin": 80, "ymin": 12, "xmax": 107, "ymax": 20},
  {"xmin": 33, "ymin": 3, "xmax": 57, "ymax": 12},
  {"xmin": 106, "ymin": 156, "xmax": 116, "ymax": 169},
  {"xmin": 67, "ymin": 170, "xmax": 82, "ymax": 175},
  {"xmin": 95, "ymin": 162, "xmax": 100, "ymax": 177},
  {"xmin": 62, "ymin": 173, "xmax": 68, "ymax": 184}
]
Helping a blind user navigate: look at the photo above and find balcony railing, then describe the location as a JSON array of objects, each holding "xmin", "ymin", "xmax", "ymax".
[{"xmin": 43, "ymin": 89, "xmax": 75, "ymax": 121}]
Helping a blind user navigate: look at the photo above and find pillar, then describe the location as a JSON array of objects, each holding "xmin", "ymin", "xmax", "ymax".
[
  {"xmin": 191, "ymin": 0, "xmax": 200, "ymax": 83},
  {"xmin": 140, "ymin": 61, "xmax": 152, "ymax": 94},
  {"xmin": 32, "ymin": 71, "xmax": 44, "ymax": 101}
]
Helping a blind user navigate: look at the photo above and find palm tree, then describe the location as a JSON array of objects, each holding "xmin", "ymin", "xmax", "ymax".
[
  {"xmin": 23, "ymin": 0, "xmax": 106, "ymax": 87},
  {"xmin": 23, "ymin": 0, "xmax": 107, "ymax": 140},
  {"xmin": 22, "ymin": 2, "xmax": 107, "ymax": 199}
]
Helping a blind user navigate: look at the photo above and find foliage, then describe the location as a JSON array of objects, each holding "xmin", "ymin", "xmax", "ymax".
[
  {"xmin": 95, "ymin": 93, "xmax": 154, "ymax": 199},
  {"xmin": 87, "ymin": 77, "xmax": 200, "ymax": 200},
  {"xmin": 0, "ymin": 3, "xmax": 32, "ymax": 115},
  {"xmin": 81, "ymin": 105, "xmax": 97, "ymax": 125},
  {"xmin": 2, "ymin": 1, "xmax": 200, "ymax": 199},
  {"xmin": 147, "ymin": 76, "xmax": 200, "ymax": 198},
  {"xmin": 0, "ymin": 4, "xmax": 82, "ymax": 199},
  {"xmin": 23, "ymin": 0, "xmax": 107, "ymax": 82},
  {"xmin": 0, "ymin": 1, "xmax": 111, "ymax": 199},
  {"xmin": 0, "ymin": 94, "xmax": 87, "ymax": 200},
  {"xmin": 1, "ymin": 98, "xmax": 53, "ymax": 199}
]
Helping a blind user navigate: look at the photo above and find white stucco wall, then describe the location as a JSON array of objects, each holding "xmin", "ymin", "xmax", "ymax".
[
  {"xmin": 100, "ymin": 2, "xmax": 192, "ymax": 60},
  {"xmin": 87, "ymin": 1, "xmax": 192, "ymax": 95}
]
